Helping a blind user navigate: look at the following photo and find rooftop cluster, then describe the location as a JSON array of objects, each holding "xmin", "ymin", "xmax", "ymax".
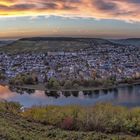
[{"xmin": 0, "ymin": 44, "xmax": 139, "ymax": 84}]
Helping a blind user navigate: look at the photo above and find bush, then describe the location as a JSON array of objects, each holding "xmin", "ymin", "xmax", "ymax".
[
  {"xmin": 46, "ymin": 78, "xmax": 60, "ymax": 89},
  {"xmin": 61, "ymin": 116, "xmax": 74, "ymax": 130},
  {"xmin": 0, "ymin": 101, "xmax": 21, "ymax": 114},
  {"xmin": 63, "ymin": 80, "xmax": 72, "ymax": 89},
  {"xmin": 22, "ymin": 103, "xmax": 140, "ymax": 135}
]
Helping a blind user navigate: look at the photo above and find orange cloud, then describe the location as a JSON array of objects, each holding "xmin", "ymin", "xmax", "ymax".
[
  {"xmin": 0, "ymin": 0, "xmax": 17, "ymax": 6},
  {"xmin": 0, "ymin": 85, "xmax": 15, "ymax": 100},
  {"xmin": 0, "ymin": 0, "xmax": 139, "ymax": 22}
]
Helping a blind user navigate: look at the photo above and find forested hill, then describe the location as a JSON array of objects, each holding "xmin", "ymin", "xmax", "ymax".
[
  {"xmin": 0, "ymin": 37, "xmax": 116, "ymax": 53},
  {"xmin": 0, "ymin": 37, "xmax": 139, "ymax": 53}
]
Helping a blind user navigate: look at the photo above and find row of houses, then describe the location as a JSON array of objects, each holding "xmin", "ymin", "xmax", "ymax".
[{"xmin": 0, "ymin": 43, "xmax": 139, "ymax": 83}]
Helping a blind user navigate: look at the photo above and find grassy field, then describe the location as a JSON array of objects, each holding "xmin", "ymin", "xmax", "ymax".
[{"xmin": 1, "ymin": 101, "xmax": 140, "ymax": 140}]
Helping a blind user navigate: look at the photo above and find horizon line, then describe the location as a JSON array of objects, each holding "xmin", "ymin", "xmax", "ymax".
[{"xmin": 1, "ymin": 36, "xmax": 140, "ymax": 40}]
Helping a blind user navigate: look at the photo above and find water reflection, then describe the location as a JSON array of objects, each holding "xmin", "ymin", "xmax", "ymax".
[
  {"xmin": 9, "ymin": 86, "xmax": 35, "ymax": 95},
  {"xmin": 71, "ymin": 91, "xmax": 79, "ymax": 97},
  {"xmin": 0, "ymin": 85, "xmax": 140, "ymax": 108},
  {"xmin": 45, "ymin": 91, "xmax": 60, "ymax": 98},
  {"xmin": 62, "ymin": 91, "xmax": 71, "ymax": 98},
  {"xmin": 0, "ymin": 85, "xmax": 15, "ymax": 100},
  {"xmin": 102, "ymin": 89, "xmax": 108, "ymax": 94}
]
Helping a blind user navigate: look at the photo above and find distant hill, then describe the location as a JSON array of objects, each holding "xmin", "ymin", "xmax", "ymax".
[
  {"xmin": 0, "ymin": 37, "xmax": 139, "ymax": 53},
  {"xmin": 0, "ymin": 37, "xmax": 116, "ymax": 53},
  {"xmin": 111, "ymin": 38, "xmax": 140, "ymax": 47},
  {"xmin": 0, "ymin": 40, "xmax": 14, "ymax": 47},
  {"xmin": 19, "ymin": 37, "xmax": 115, "ymax": 46}
]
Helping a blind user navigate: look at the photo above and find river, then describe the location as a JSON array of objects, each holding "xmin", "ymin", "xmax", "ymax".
[{"xmin": 0, "ymin": 84, "xmax": 140, "ymax": 108}]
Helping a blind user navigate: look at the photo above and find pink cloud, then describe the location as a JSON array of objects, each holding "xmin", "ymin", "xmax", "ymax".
[{"xmin": 0, "ymin": 0, "xmax": 139, "ymax": 22}]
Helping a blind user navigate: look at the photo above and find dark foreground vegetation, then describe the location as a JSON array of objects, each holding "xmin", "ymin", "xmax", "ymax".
[
  {"xmin": 1, "ymin": 101, "xmax": 140, "ymax": 140},
  {"xmin": 22, "ymin": 104, "xmax": 140, "ymax": 134}
]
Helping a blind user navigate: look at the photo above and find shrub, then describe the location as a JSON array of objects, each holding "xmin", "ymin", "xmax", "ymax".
[
  {"xmin": 46, "ymin": 78, "xmax": 60, "ymax": 89},
  {"xmin": 63, "ymin": 80, "xmax": 72, "ymax": 89},
  {"xmin": 21, "ymin": 103, "xmax": 140, "ymax": 135},
  {"xmin": 0, "ymin": 101, "xmax": 21, "ymax": 114},
  {"xmin": 61, "ymin": 116, "xmax": 74, "ymax": 130}
]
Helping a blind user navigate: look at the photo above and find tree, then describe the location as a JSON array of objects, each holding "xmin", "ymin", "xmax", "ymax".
[
  {"xmin": 73, "ymin": 83, "xmax": 79, "ymax": 89},
  {"xmin": 47, "ymin": 78, "xmax": 60, "ymax": 89},
  {"xmin": 0, "ymin": 72, "xmax": 5, "ymax": 80},
  {"xmin": 53, "ymin": 80, "xmax": 60, "ymax": 89},
  {"xmin": 9, "ymin": 73, "xmax": 38, "ymax": 85},
  {"xmin": 63, "ymin": 80, "xmax": 72, "ymax": 89}
]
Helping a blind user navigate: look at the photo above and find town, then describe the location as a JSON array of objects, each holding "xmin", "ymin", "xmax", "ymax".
[{"xmin": 0, "ymin": 43, "xmax": 140, "ymax": 86}]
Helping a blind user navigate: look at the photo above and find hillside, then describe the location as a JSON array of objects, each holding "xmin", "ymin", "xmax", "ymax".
[
  {"xmin": 1, "ymin": 101, "xmax": 140, "ymax": 140},
  {"xmin": 0, "ymin": 37, "xmax": 139, "ymax": 53},
  {"xmin": 0, "ymin": 37, "xmax": 116, "ymax": 53},
  {"xmin": 1, "ymin": 111, "xmax": 139, "ymax": 140},
  {"xmin": 111, "ymin": 38, "xmax": 140, "ymax": 47}
]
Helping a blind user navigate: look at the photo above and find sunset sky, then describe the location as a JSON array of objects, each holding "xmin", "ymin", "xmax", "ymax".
[{"xmin": 0, "ymin": 0, "xmax": 140, "ymax": 39}]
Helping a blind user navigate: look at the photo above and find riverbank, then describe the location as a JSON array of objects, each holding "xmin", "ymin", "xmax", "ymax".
[
  {"xmin": 3, "ymin": 79, "xmax": 140, "ymax": 92},
  {"xmin": 1, "ymin": 101, "xmax": 140, "ymax": 140}
]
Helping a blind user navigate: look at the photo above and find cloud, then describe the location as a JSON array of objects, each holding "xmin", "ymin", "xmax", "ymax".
[
  {"xmin": 0, "ymin": 85, "xmax": 15, "ymax": 100},
  {"xmin": 93, "ymin": 0, "xmax": 118, "ymax": 12},
  {"xmin": 0, "ymin": 0, "xmax": 139, "ymax": 22}
]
